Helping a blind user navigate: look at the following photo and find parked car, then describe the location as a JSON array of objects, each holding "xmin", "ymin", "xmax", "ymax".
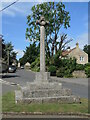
[
  {"xmin": 8, "ymin": 65, "xmax": 16, "ymax": 73},
  {"xmin": 21, "ymin": 66, "xmax": 24, "ymax": 69}
]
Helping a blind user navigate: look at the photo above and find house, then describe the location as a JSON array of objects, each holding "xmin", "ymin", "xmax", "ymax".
[{"xmin": 61, "ymin": 43, "xmax": 88, "ymax": 64}]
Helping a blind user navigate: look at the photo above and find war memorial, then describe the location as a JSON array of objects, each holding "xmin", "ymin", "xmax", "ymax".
[{"xmin": 15, "ymin": 16, "xmax": 80, "ymax": 104}]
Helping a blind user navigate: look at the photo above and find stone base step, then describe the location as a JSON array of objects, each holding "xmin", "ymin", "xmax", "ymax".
[
  {"xmin": 15, "ymin": 90, "xmax": 80, "ymax": 104},
  {"xmin": 25, "ymin": 82, "xmax": 62, "ymax": 91},
  {"xmin": 23, "ymin": 88, "xmax": 72, "ymax": 98}
]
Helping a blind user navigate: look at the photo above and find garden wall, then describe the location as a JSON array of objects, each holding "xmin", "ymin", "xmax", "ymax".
[{"xmin": 72, "ymin": 70, "xmax": 86, "ymax": 78}]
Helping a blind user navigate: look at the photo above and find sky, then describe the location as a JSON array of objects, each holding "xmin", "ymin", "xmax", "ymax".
[{"xmin": 0, "ymin": 1, "xmax": 88, "ymax": 60}]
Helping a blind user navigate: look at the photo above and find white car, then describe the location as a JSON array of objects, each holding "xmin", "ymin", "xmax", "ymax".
[{"xmin": 21, "ymin": 66, "xmax": 24, "ymax": 69}]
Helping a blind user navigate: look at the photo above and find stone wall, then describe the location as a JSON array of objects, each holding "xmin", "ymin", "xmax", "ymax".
[{"xmin": 72, "ymin": 70, "xmax": 86, "ymax": 78}]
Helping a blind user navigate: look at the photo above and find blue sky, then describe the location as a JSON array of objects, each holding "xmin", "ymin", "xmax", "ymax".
[{"xmin": 1, "ymin": 2, "xmax": 88, "ymax": 60}]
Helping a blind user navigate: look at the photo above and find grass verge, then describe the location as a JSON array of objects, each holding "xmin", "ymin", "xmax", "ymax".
[{"xmin": 2, "ymin": 92, "xmax": 88, "ymax": 113}]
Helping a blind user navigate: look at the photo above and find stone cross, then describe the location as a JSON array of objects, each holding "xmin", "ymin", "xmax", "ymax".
[{"xmin": 36, "ymin": 16, "xmax": 49, "ymax": 72}]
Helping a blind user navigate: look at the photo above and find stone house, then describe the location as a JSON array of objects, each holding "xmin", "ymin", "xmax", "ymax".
[{"xmin": 61, "ymin": 43, "xmax": 88, "ymax": 64}]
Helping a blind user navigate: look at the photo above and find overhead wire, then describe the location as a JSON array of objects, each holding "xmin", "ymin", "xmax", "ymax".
[{"xmin": 0, "ymin": 0, "xmax": 19, "ymax": 12}]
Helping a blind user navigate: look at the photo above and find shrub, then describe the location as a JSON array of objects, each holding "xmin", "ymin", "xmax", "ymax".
[
  {"xmin": 56, "ymin": 67, "xmax": 65, "ymax": 77},
  {"xmin": 30, "ymin": 56, "xmax": 40, "ymax": 72},
  {"xmin": 64, "ymin": 69, "xmax": 73, "ymax": 78},
  {"xmin": 56, "ymin": 68, "xmax": 73, "ymax": 78},
  {"xmin": 85, "ymin": 63, "xmax": 90, "ymax": 68},
  {"xmin": 85, "ymin": 66, "xmax": 90, "ymax": 78},
  {"xmin": 56, "ymin": 58, "xmax": 76, "ymax": 78},
  {"xmin": 75, "ymin": 64, "xmax": 85, "ymax": 70},
  {"xmin": 48, "ymin": 66, "xmax": 56, "ymax": 76}
]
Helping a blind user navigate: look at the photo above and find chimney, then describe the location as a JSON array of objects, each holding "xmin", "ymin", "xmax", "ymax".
[
  {"xmin": 67, "ymin": 46, "xmax": 70, "ymax": 51},
  {"xmin": 76, "ymin": 43, "xmax": 79, "ymax": 48}
]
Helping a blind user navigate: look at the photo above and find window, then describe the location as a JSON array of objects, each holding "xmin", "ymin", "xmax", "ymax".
[{"xmin": 80, "ymin": 56, "xmax": 84, "ymax": 61}]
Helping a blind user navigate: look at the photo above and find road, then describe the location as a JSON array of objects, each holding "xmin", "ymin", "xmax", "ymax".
[{"xmin": 1, "ymin": 69, "xmax": 88, "ymax": 98}]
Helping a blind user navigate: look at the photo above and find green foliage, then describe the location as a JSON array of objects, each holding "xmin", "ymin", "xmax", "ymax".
[
  {"xmin": 2, "ymin": 41, "xmax": 17, "ymax": 65},
  {"xmin": 56, "ymin": 67, "xmax": 65, "ymax": 77},
  {"xmin": 26, "ymin": 2, "xmax": 71, "ymax": 56},
  {"xmin": 75, "ymin": 64, "xmax": 85, "ymax": 70},
  {"xmin": 85, "ymin": 62, "xmax": 90, "ymax": 68},
  {"xmin": 19, "ymin": 42, "xmax": 40, "ymax": 65},
  {"xmin": 85, "ymin": 63, "xmax": 90, "ymax": 78},
  {"xmin": 48, "ymin": 65, "xmax": 56, "ymax": 76},
  {"xmin": 56, "ymin": 58, "xmax": 76, "ymax": 77},
  {"xmin": 53, "ymin": 50, "xmax": 62, "ymax": 67},
  {"xmin": 85, "ymin": 66, "xmax": 90, "ymax": 78},
  {"xmin": 83, "ymin": 44, "xmax": 90, "ymax": 62},
  {"xmin": 30, "ymin": 56, "xmax": 40, "ymax": 72}
]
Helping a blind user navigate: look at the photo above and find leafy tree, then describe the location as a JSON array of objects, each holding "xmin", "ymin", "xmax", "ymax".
[
  {"xmin": 83, "ymin": 44, "xmax": 90, "ymax": 62},
  {"xmin": 26, "ymin": 2, "xmax": 70, "ymax": 57},
  {"xmin": 19, "ymin": 42, "xmax": 40, "ymax": 65},
  {"xmin": 2, "ymin": 39, "xmax": 6, "ymax": 59},
  {"xmin": 2, "ymin": 40, "xmax": 17, "ymax": 65}
]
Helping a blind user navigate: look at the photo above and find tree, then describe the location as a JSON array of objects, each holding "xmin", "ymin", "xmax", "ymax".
[
  {"xmin": 2, "ymin": 39, "xmax": 6, "ymax": 59},
  {"xmin": 19, "ymin": 42, "xmax": 40, "ymax": 65},
  {"xmin": 83, "ymin": 44, "xmax": 90, "ymax": 62},
  {"xmin": 26, "ymin": 2, "xmax": 70, "ymax": 57},
  {"xmin": 2, "ymin": 41, "xmax": 17, "ymax": 65}
]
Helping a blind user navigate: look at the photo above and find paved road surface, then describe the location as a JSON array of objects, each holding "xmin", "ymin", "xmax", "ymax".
[{"xmin": 1, "ymin": 69, "xmax": 88, "ymax": 98}]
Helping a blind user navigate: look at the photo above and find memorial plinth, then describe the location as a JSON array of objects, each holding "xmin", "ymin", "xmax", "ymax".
[{"xmin": 15, "ymin": 16, "xmax": 80, "ymax": 104}]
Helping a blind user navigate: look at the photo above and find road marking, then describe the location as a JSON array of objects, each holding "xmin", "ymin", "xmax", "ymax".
[{"xmin": 0, "ymin": 78, "xmax": 19, "ymax": 86}]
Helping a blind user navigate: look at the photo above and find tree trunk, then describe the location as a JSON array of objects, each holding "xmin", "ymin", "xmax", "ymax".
[
  {"xmin": 54, "ymin": 9, "xmax": 57, "ymax": 55},
  {"xmin": 51, "ymin": 42, "xmax": 54, "ymax": 56}
]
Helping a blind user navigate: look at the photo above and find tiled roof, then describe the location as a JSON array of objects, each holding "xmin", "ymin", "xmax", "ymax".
[{"xmin": 62, "ymin": 47, "xmax": 76, "ymax": 56}]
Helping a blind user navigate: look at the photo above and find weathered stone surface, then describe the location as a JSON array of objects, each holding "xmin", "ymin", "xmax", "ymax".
[
  {"xmin": 72, "ymin": 70, "xmax": 86, "ymax": 78},
  {"xmin": 35, "ymin": 72, "xmax": 50, "ymax": 82},
  {"xmin": 36, "ymin": 16, "xmax": 49, "ymax": 73},
  {"xmin": 15, "ymin": 90, "xmax": 80, "ymax": 104},
  {"xmin": 22, "ymin": 88, "xmax": 72, "ymax": 98},
  {"xmin": 26, "ymin": 82, "xmax": 62, "ymax": 90}
]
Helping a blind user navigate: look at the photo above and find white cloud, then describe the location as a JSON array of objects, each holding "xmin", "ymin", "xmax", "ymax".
[
  {"xmin": 1, "ymin": 2, "xmax": 33, "ymax": 17},
  {"xmin": 1, "ymin": 1, "xmax": 89, "ymax": 17},
  {"xmin": 3, "ymin": 9, "xmax": 16, "ymax": 17},
  {"xmin": 14, "ymin": 49, "xmax": 24, "ymax": 60}
]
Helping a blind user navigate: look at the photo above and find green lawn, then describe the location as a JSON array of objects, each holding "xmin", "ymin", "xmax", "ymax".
[{"xmin": 2, "ymin": 92, "xmax": 88, "ymax": 113}]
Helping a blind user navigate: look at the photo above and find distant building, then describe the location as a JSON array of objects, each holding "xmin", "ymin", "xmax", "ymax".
[
  {"xmin": 61, "ymin": 43, "xmax": 88, "ymax": 64},
  {"xmin": 18, "ymin": 62, "xmax": 20, "ymax": 68},
  {"xmin": 24, "ymin": 62, "xmax": 30, "ymax": 69}
]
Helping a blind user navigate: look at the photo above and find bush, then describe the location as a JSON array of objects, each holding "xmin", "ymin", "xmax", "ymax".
[
  {"xmin": 75, "ymin": 64, "xmax": 85, "ymax": 70},
  {"xmin": 48, "ymin": 66, "xmax": 56, "ymax": 76},
  {"xmin": 56, "ymin": 68, "xmax": 73, "ymax": 78},
  {"xmin": 30, "ymin": 56, "xmax": 40, "ymax": 72},
  {"xmin": 85, "ymin": 63, "xmax": 90, "ymax": 68},
  {"xmin": 64, "ymin": 69, "xmax": 73, "ymax": 78},
  {"xmin": 56, "ymin": 58, "xmax": 76, "ymax": 78},
  {"xmin": 56, "ymin": 67, "xmax": 65, "ymax": 77},
  {"xmin": 85, "ymin": 66, "xmax": 90, "ymax": 78}
]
